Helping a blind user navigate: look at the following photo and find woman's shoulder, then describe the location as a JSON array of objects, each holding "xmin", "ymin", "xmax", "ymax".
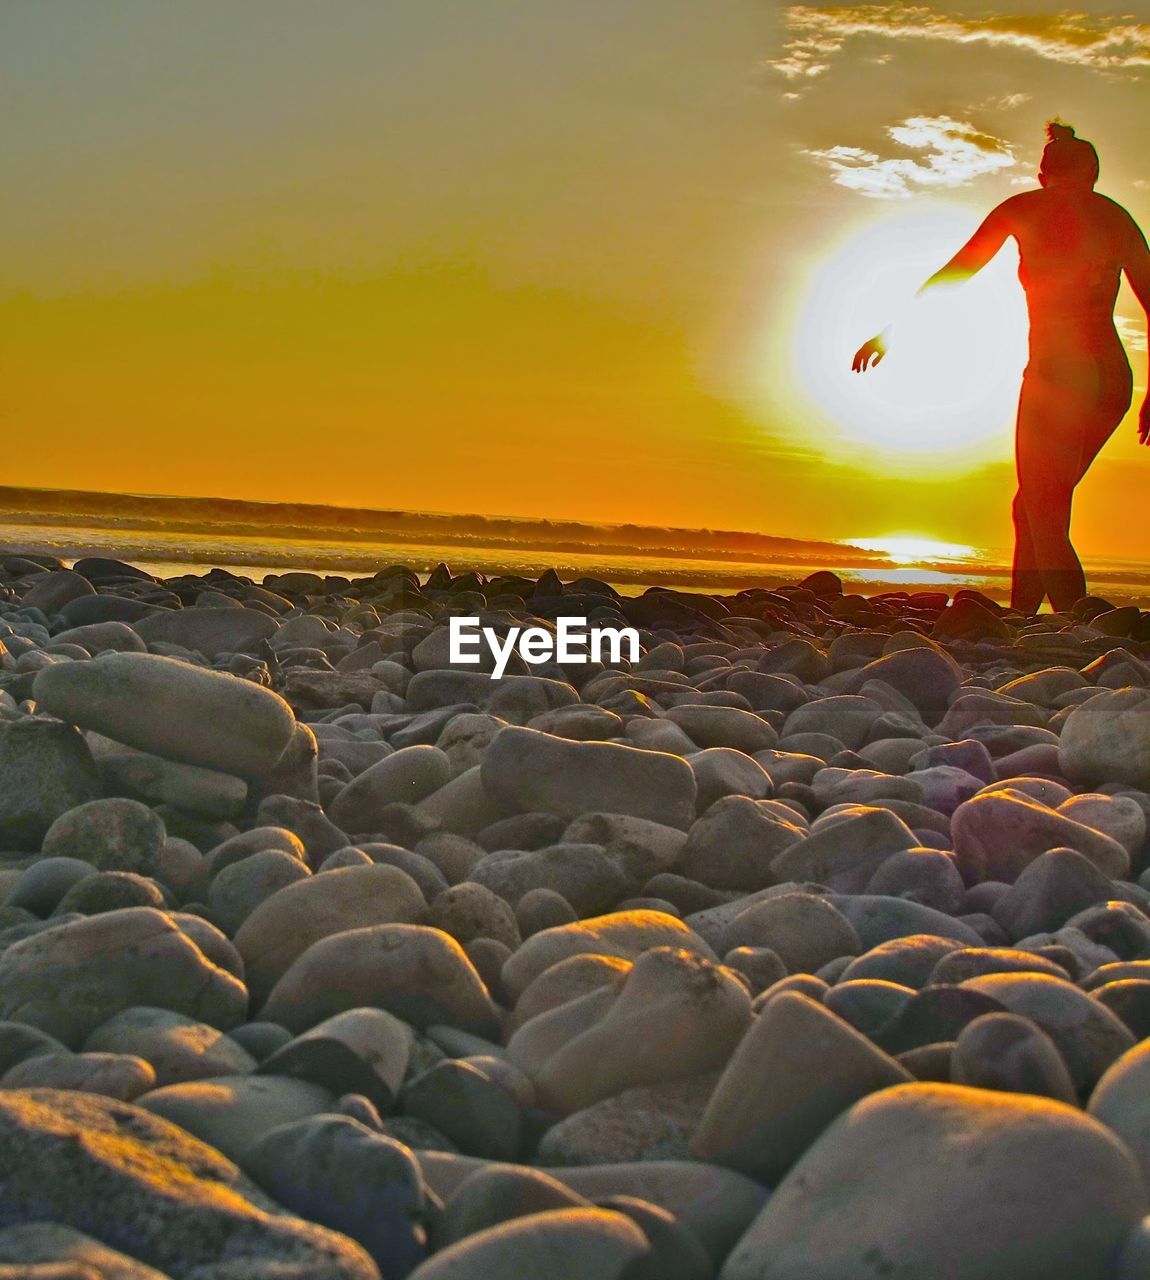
[
  {"xmin": 990, "ymin": 189, "xmax": 1041, "ymax": 224},
  {"xmin": 1088, "ymin": 191, "xmax": 1139, "ymax": 226}
]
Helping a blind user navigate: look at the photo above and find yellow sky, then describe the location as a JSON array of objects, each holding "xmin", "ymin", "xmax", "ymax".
[{"xmin": 3, "ymin": 1, "xmax": 1149, "ymax": 556}]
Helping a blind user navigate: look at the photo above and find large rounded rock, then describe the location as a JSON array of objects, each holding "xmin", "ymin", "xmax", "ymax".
[
  {"xmin": 1060, "ymin": 688, "xmax": 1150, "ymax": 789},
  {"xmin": 512, "ymin": 946, "xmax": 751, "ymax": 1115},
  {"xmin": 41, "ymin": 797, "xmax": 166, "ymax": 874},
  {"xmin": 561, "ymin": 812, "xmax": 688, "ymax": 886},
  {"xmin": 0, "ymin": 1088, "xmax": 378, "ymax": 1278},
  {"xmin": 132, "ymin": 606, "xmax": 280, "ymax": 658},
  {"xmin": 432, "ymin": 1164, "xmax": 591, "ymax": 1249},
  {"xmin": 98, "ymin": 750, "xmax": 248, "ymax": 821},
  {"xmin": 135, "ymin": 1074, "xmax": 336, "ymax": 1165},
  {"xmin": 402, "ymin": 1058, "xmax": 523, "ymax": 1160},
  {"xmin": 665, "ymin": 704, "xmax": 777, "ymax": 753},
  {"xmin": 0, "ymin": 719, "xmax": 100, "ymax": 850},
  {"xmin": 1061, "ymin": 793, "xmax": 1147, "ymax": 858},
  {"xmin": 678, "ymin": 796, "xmax": 805, "ymax": 892},
  {"xmin": 0, "ymin": 908, "xmax": 247, "ymax": 1048},
  {"xmin": 952, "ymin": 790, "xmax": 1130, "ymax": 884},
  {"xmin": 692, "ymin": 991, "xmax": 911, "ymax": 1182},
  {"xmin": 1, "ymin": 1049, "xmax": 156, "ymax": 1101},
  {"xmin": 53, "ymin": 869, "xmax": 166, "ymax": 916},
  {"xmin": 481, "ymin": 727, "xmax": 697, "ymax": 829},
  {"xmin": 258, "ymin": 1007, "xmax": 414, "ymax": 1108},
  {"xmin": 1089, "ymin": 1039, "xmax": 1150, "ymax": 1188},
  {"xmin": 234, "ymin": 864, "xmax": 427, "ymax": 1004},
  {"xmin": 470, "ymin": 844, "xmax": 629, "ymax": 916},
  {"xmin": 208, "ymin": 847, "xmax": 313, "ymax": 935},
  {"xmin": 770, "ymin": 806, "xmax": 919, "ymax": 894},
  {"xmin": 991, "ymin": 848, "xmax": 1116, "ymax": 941},
  {"xmin": 22, "ymin": 568, "xmax": 95, "ymax": 612},
  {"xmin": 537, "ymin": 1074, "xmax": 712, "ymax": 1167},
  {"xmin": 407, "ymin": 1207, "xmax": 649, "ymax": 1280},
  {"xmin": 835, "ymin": 647, "xmax": 962, "ymax": 725},
  {"xmin": 720, "ymin": 1083, "xmax": 1147, "ymax": 1280},
  {"xmin": 719, "ymin": 893, "xmax": 860, "ymax": 973},
  {"xmin": 829, "ymin": 895, "xmax": 983, "ymax": 950},
  {"xmin": 840, "ymin": 934, "xmax": 964, "ymax": 988},
  {"xmin": 329, "ymin": 746, "xmax": 453, "ymax": 834},
  {"xmin": 0, "ymin": 1222, "xmax": 170, "ymax": 1279},
  {"xmin": 260, "ymin": 924, "xmax": 501, "ymax": 1038},
  {"xmin": 244, "ymin": 1115, "xmax": 428, "ymax": 1276},
  {"xmin": 427, "ymin": 882, "xmax": 521, "ymax": 950},
  {"xmin": 502, "ymin": 910, "xmax": 716, "ymax": 1001},
  {"xmin": 687, "ymin": 748, "xmax": 773, "ymax": 810},
  {"xmin": 53, "ymin": 619, "xmax": 149, "ymax": 654},
  {"xmin": 419, "ymin": 1155, "xmax": 766, "ymax": 1269},
  {"xmin": 82, "ymin": 1006, "xmax": 256, "ymax": 1087},
  {"xmin": 57, "ymin": 594, "xmax": 161, "ymax": 627},
  {"xmin": 783, "ymin": 696, "xmax": 883, "ymax": 750},
  {"xmin": 510, "ymin": 954, "xmax": 632, "ymax": 1030},
  {"xmin": 5, "ymin": 856, "xmax": 94, "ymax": 915},
  {"xmin": 962, "ymin": 972, "xmax": 1136, "ymax": 1094},
  {"xmin": 33, "ymin": 653, "xmax": 297, "ymax": 778},
  {"xmin": 952, "ymin": 1012, "xmax": 1077, "ymax": 1103}
]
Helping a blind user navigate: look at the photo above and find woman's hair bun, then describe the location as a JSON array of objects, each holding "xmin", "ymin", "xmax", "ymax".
[{"xmin": 1046, "ymin": 121, "xmax": 1077, "ymax": 143}]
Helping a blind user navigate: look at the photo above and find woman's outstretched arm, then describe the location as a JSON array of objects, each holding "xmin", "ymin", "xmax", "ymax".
[
  {"xmin": 853, "ymin": 203, "xmax": 1014, "ymax": 372},
  {"xmin": 1123, "ymin": 215, "xmax": 1150, "ymax": 445},
  {"xmin": 920, "ymin": 204, "xmax": 1013, "ymax": 289}
]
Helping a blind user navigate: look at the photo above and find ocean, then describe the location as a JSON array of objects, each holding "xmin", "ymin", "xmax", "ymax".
[{"xmin": 2, "ymin": 487, "xmax": 1149, "ymax": 605}]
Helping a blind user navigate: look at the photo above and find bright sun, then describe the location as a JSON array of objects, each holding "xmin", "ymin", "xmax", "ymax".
[{"xmin": 792, "ymin": 205, "xmax": 1030, "ymax": 465}]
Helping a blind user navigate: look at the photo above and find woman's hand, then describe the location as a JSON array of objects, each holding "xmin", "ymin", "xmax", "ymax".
[
  {"xmin": 1140, "ymin": 398, "xmax": 1150, "ymax": 447},
  {"xmin": 852, "ymin": 333, "xmax": 888, "ymax": 372}
]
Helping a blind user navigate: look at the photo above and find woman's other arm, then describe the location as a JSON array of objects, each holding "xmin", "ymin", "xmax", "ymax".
[{"xmin": 853, "ymin": 202, "xmax": 1015, "ymax": 372}]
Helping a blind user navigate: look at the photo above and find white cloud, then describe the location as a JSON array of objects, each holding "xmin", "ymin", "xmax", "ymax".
[
  {"xmin": 1116, "ymin": 316, "xmax": 1149, "ymax": 353},
  {"xmin": 770, "ymin": 5, "xmax": 1150, "ymax": 83},
  {"xmin": 804, "ymin": 115, "xmax": 1017, "ymax": 198},
  {"xmin": 988, "ymin": 92, "xmax": 1032, "ymax": 109}
]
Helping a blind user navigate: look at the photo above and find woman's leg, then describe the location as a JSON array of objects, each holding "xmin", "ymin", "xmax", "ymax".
[
  {"xmin": 1014, "ymin": 354, "xmax": 1131, "ymax": 612},
  {"xmin": 1010, "ymin": 488, "xmax": 1045, "ymax": 614},
  {"xmin": 1014, "ymin": 369, "xmax": 1090, "ymax": 613}
]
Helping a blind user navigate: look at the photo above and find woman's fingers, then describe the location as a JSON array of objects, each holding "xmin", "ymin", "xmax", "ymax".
[{"xmin": 852, "ymin": 342, "xmax": 883, "ymax": 372}]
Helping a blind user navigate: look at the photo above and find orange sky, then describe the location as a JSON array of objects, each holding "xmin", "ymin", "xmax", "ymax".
[{"xmin": 3, "ymin": 1, "xmax": 1148, "ymax": 557}]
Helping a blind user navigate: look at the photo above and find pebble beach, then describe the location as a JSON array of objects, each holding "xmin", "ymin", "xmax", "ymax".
[{"xmin": 4, "ymin": 551, "xmax": 1150, "ymax": 1277}]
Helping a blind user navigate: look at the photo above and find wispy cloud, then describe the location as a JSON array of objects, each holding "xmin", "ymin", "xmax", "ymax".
[
  {"xmin": 1116, "ymin": 316, "xmax": 1149, "ymax": 353},
  {"xmin": 771, "ymin": 5, "xmax": 1150, "ymax": 82},
  {"xmin": 804, "ymin": 115, "xmax": 1016, "ymax": 198},
  {"xmin": 986, "ymin": 92, "xmax": 1031, "ymax": 110}
]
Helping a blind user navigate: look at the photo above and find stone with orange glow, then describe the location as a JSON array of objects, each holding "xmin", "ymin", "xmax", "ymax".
[
  {"xmin": 233, "ymin": 862, "xmax": 428, "ymax": 1005},
  {"xmin": 0, "ymin": 1088, "xmax": 379, "ymax": 1278},
  {"xmin": 692, "ymin": 991, "xmax": 911, "ymax": 1181},
  {"xmin": 720, "ymin": 1083, "xmax": 1147, "ymax": 1280},
  {"xmin": 259, "ymin": 923, "xmax": 502, "ymax": 1039},
  {"xmin": 406, "ymin": 1207, "xmax": 650, "ymax": 1280},
  {"xmin": 514, "ymin": 947, "xmax": 751, "ymax": 1115},
  {"xmin": 500, "ymin": 909, "xmax": 715, "ymax": 1001},
  {"xmin": 951, "ymin": 788, "xmax": 1131, "ymax": 884}
]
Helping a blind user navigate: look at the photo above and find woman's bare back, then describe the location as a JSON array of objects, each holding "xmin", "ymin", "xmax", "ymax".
[{"xmin": 1001, "ymin": 189, "xmax": 1135, "ymax": 344}]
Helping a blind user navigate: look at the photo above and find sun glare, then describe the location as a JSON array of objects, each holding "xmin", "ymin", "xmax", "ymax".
[
  {"xmin": 850, "ymin": 533, "xmax": 979, "ymax": 565},
  {"xmin": 792, "ymin": 206, "xmax": 1030, "ymax": 467}
]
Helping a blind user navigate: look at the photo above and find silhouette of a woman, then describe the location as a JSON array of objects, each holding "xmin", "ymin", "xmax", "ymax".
[{"xmin": 854, "ymin": 123, "xmax": 1150, "ymax": 613}]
